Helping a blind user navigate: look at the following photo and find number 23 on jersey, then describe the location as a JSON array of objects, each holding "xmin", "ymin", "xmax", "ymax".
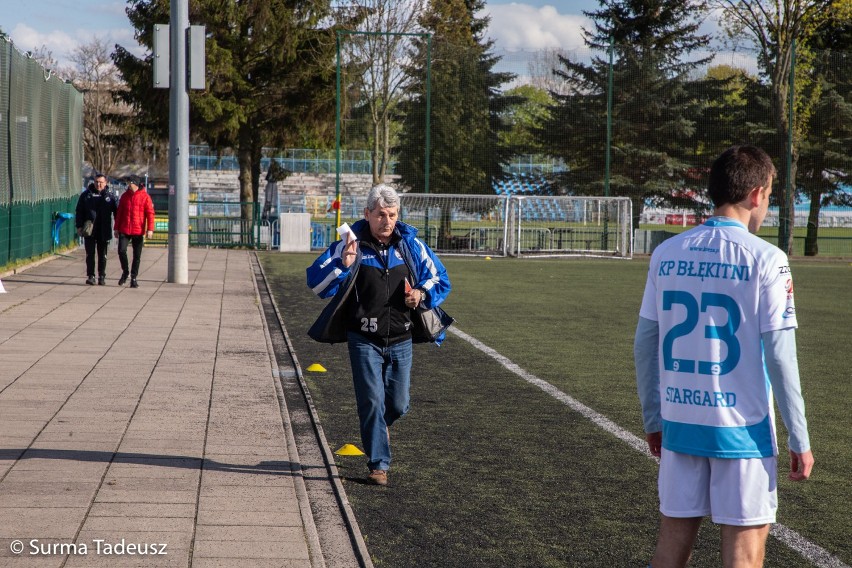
[{"xmin": 662, "ymin": 290, "xmax": 741, "ymax": 376}]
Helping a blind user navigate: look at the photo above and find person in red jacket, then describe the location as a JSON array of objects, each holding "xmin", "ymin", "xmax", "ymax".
[{"xmin": 114, "ymin": 176, "xmax": 155, "ymax": 288}]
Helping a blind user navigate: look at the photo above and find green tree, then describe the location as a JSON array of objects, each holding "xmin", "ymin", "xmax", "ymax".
[
  {"xmin": 114, "ymin": 0, "xmax": 344, "ymax": 219},
  {"xmin": 498, "ymin": 84, "xmax": 553, "ymax": 155},
  {"xmin": 113, "ymin": 1, "xmax": 173, "ymax": 145},
  {"xmin": 678, "ymin": 62, "xmax": 782, "ymax": 212},
  {"xmin": 691, "ymin": 65, "xmax": 758, "ymax": 155},
  {"xmin": 339, "ymin": 0, "xmax": 428, "ymax": 183},
  {"xmin": 395, "ymin": 0, "xmax": 519, "ymax": 247},
  {"xmin": 711, "ymin": 0, "xmax": 837, "ymax": 254},
  {"xmin": 797, "ymin": 16, "xmax": 852, "ymax": 255},
  {"xmin": 540, "ymin": 0, "xmax": 712, "ymax": 230}
]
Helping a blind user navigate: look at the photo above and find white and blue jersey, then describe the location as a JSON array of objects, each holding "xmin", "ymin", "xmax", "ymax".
[{"xmin": 639, "ymin": 217, "xmax": 798, "ymax": 458}]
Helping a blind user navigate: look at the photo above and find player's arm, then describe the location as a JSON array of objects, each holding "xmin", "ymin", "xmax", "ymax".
[
  {"xmin": 763, "ymin": 328, "xmax": 813, "ymax": 481},
  {"xmin": 410, "ymin": 237, "xmax": 450, "ymax": 309},
  {"xmin": 145, "ymin": 195, "xmax": 155, "ymax": 236},
  {"xmin": 634, "ymin": 316, "xmax": 662, "ymax": 457},
  {"xmin": 306, "ymin": 240, "xmax": 353, "ymax": 299}
]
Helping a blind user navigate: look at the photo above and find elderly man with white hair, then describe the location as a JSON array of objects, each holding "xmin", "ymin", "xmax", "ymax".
[{"xmin": 307, "ymin": 184, "xmax": 452, "ymax": 486}]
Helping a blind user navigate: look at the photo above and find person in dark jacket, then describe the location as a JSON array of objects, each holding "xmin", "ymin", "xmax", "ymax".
[
  {"xmin": 114, "ymin": 175, "xmax": 155, "ymax": 288},
  {"xmin": 306, "ymin": 184, "xmax": 451, "ymax": 486},
  {"xmin": 75, "ymin": 174, "xmax": 118, "ymax": 285}
]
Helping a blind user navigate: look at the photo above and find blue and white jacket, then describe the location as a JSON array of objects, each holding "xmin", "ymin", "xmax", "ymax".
[{"xmin": 306, "ymin": 219, "xmax": 452, "ymax": 345}]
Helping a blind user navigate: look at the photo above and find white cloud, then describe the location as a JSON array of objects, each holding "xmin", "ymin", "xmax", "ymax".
[
  {"xmin": 483, "ymin": 3, "xmax": 590, "ymax": 51},
  {"xmin": 8, "ymin": 22, "xmax": 145, "ymax": 71},
  {"xmin": 707, "ymin": 50, "xmax": 761, "ymax": 76},
  {"xmin": 9, "ymin": 23, "xmax": 78, "ymax": 64}
]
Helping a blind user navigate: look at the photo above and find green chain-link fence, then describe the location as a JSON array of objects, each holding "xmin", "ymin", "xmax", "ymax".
[{"xmin": 1, "ymin": 39, "xmax": 83, "ymax": 268}]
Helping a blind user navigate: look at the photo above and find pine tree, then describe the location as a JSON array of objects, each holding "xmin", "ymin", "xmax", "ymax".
[
  {"xmin": 395, "ymin": 0, "xmax": 519, "ymax": 247},
  {"xmin": 798, "ymin": 20, "xmax": 852, "ymax": 255},
  {"xmin": 113, "ymin": 0, "xmax": 345, "ymax": 216},
  {"xmin": 540, "ymin": 0, "xmax": 712, "ymax": 230}
]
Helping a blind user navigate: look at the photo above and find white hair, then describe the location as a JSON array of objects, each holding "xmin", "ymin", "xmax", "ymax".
[{"xmin": 366, "ymin": 184, "xmax": 400, "ymax": 211}]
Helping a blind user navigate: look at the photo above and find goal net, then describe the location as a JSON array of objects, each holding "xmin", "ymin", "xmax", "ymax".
[{"xmin": 399, "ymin": 194, "xmax": 632, "ymax": 258}]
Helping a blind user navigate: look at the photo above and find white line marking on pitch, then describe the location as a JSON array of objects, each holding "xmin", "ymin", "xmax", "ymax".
[{"xmin": 448, "ymin": 326, "xmax": 848, "ymax": 568}]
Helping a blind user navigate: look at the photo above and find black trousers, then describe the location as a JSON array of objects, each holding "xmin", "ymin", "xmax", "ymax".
[
  {"xmin": 83, "ymin": 237, "xmax": 109, "ymax": 277},
  {"xmin": 118, "ymin": 234, "xmax": 145, "ymax": 278}
]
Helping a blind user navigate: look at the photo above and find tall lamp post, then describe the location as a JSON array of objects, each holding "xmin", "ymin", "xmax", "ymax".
[{"xmin": 153, "ymin": 0, "xmax": 205, "ymax": 284}]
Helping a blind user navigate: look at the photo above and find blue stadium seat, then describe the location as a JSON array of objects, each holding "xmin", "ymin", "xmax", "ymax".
[{"xmin": 492, "ymin": 173, "xmax": 552, "ymax": 196}]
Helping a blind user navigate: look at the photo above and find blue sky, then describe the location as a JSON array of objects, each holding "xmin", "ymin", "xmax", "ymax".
[
  {"xmin": 2, "ymin": 1, "xmax": 725, "ymax": 71},
  {"xmin": 1, "ymin": 1, "xmax": 603, "ymax": 69},
  {"xmin": 485, "ymin": 1, "xmax": 599, "ymax": 51},
  {"xmin": 2, "ymin": 0, "xmax": 134, "ymax": 65}
]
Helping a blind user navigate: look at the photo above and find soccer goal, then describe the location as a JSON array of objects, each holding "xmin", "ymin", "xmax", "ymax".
[
  {"xmin": 400, "ymin": 194, "xmax": 633, "ymax": 258},
  {"xmin": 400, "ymin": 194, "xmax": 511, "ymax": 256},
  {"xmin": 509, "ymin": 195, "xmax": 633, "ymax": 258}
]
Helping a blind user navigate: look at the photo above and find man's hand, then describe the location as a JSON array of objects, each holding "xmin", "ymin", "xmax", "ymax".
[
  {"xmin": 114, "ymin": 230, "xmax": 119, "ymax": 239},
  {"xmin": 646, "ymin": 431, "xmax": 662, "ymax": 458},
  {"xmin": 340, "ymin": 234, "xmax": 358, "ymax": 268},
  {"xmin": 405, "ymin": 288, "xmax": 423, "ymax": 309},
  {"xmin": 146, "ymin": 230, "xmax": 154, "ymax": 239},
  {"xmin": 789, "ymin": 449, "xmax": 814, "ymax": 481}
]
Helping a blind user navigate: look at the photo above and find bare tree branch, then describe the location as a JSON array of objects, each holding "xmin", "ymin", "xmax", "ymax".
[
  {"xmin": 340, "ymin": 0, "xmax": 428, "ymax": 182},
  {"xmin": 708, "ymin": 0, "xmax": 834, "ymax": 254},
  {"xmin": 68, "ymin": 38, "xmax": 131, "ymax": 176}
]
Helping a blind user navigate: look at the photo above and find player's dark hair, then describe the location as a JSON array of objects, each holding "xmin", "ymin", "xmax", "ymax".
[{"xmin": 707, "ymin": 145, "xmax": 776, "ymax": 207}]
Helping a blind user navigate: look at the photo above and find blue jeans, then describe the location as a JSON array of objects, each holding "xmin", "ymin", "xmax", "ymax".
[{"xmin": 347, "ymin": 332, "xmax": 413, "ymax": 471}]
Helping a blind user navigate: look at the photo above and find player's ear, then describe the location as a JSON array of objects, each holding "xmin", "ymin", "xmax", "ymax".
[{"xmin": 747, "ymin": 185, "xmax": 763, "ymax": 208}]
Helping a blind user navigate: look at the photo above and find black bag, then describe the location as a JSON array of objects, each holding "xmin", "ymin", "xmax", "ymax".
[
  {"xmin": 307, "ymin": 262, "xmax": 359, "ymax": 344},
  {"xmin": 307, "ymin": 290, "xmax": 352, "ymax": 344},
  {"xmin": 411, "ymin": 304, "xmax": 455, "ymax": 344}
]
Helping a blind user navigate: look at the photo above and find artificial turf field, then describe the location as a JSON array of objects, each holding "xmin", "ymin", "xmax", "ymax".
[{"xmin": 258, "ymin": 252, "xmax": 851, "ymax": 568}]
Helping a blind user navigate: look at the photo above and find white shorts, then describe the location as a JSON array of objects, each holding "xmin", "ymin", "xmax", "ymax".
[{"xmin": 658, "ymin": 448, "xmax": 778, "ymax": 526}]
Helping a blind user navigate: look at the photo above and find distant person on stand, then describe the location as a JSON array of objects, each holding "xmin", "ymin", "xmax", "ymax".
[
  {"xmin": 75, "ymin": 173, "xmax": 118, "ymax": 285},
  {"xmin": 114, "ymin": 176, "xmax": 155, "ymax": 288}
]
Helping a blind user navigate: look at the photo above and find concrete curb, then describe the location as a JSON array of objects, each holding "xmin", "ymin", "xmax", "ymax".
[
  {"xmin": 253, "ymin": 253, "xmax": 374, "ymax": 568},
  {"xmin": 251, "ymin": 257, "xmax": 327, "ymax": 568}
]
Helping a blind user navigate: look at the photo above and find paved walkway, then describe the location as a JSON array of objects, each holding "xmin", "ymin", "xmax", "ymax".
[{"xmin": 0, "ymin": 248, "xmax": 341, "ymax": 567}]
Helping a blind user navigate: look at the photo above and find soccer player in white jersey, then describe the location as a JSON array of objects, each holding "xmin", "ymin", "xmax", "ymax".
[{"xmin": 634, "ymin": 145, "xmax": 813, "ymax": 568}]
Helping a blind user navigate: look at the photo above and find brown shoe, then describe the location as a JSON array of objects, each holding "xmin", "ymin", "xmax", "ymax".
[{"xmin": 367, "ymin": 470, "xmax": 388, "ymax": 486}]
